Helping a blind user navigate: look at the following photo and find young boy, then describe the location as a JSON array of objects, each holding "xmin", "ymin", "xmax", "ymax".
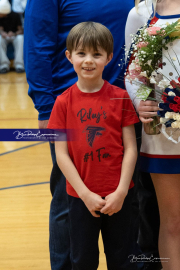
[{"xmin": 48, "ymin": 22, "xmax": 139, "ymax": 270}]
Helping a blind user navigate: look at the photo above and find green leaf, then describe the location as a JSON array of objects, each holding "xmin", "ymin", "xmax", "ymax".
[{"xmin": 136, "ymin": 85, "xmax": 153, "ymax": 101}]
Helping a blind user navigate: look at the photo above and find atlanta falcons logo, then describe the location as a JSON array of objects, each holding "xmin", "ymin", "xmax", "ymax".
[{"xmin": 83, "ymin": 125, "xmax": 105, "ymax": 147}]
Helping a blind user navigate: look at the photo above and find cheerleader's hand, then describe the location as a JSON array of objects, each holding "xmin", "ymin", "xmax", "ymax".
[{"xmin": 138, "ymin": 100, "xmax": 159, "ymax": 123}]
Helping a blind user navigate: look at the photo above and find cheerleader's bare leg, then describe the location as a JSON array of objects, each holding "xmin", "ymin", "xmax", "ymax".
[{"xmin": 151, "ymin": 173, "xmax": 180, "ymax": 270}]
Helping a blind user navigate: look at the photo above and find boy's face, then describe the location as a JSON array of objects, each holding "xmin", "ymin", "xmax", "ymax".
[{"xmin": 66, "ymin": 46, "xmax": 113, "ymax": 82}]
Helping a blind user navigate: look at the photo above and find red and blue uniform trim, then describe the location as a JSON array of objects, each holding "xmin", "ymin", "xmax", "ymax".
[{"xmin": 139, "ymin": 153, "xmax": 180, "ymax": 174}]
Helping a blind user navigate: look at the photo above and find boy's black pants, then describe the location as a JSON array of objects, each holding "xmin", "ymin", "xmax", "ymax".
[{"xmin": 68, "ymin": 189, "xmax": 139, "ymax": 270}]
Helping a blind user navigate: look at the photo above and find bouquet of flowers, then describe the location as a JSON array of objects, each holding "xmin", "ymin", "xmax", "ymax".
[{"xmin": 125, "ymin": 19, "xmax": 180, "ymax": 143}]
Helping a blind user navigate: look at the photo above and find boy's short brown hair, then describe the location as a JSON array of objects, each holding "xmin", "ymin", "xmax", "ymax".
[{"xmin": 66, "ymin": 21, "xmax": 114, "ymax": 56}]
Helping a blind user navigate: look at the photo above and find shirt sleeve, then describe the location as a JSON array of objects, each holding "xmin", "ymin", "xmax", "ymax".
[
  {"xmin": 124, "ymin": 3, "xmax": 152, "ymax": 111},
  {"xmin": 125, "ymin": 3, "xmax": 152, "ymax": 61},
  {"xmin": 47, "ymin": 96, "xmax": 67, "ymax": 130},
  {"xmin": 122, "ymin": 91, "xmax": 139, "ymax": 127},
  {"xmin": 24, "ymin": 0, "xmax": 59, "ymax": 120}
]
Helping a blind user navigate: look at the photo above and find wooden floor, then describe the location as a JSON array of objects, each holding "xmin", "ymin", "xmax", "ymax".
[{"xmin": 0, "ymin": 72, "xmax": 107, "ymax": 270}]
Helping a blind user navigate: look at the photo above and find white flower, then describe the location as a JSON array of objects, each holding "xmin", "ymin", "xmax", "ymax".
[
  {"xmin": 171, "ymin": 121, "xmax": 180, "ymax": 129},
  {"xmin": 168, "ymin": 91, "xmax": 176, "ymax": 96},
  {"xmin": 165, "ymin": 112, "xmax": 175, "ymax": 119},
  {"xmin": 158, "ymin": 79, "xmax": 169, "ymax": 89},
  {"xmin": 160, "ymin": 117, "xmax": 168, "ymax": 124},
  {"xmin": 177, "ymin": 115, "xmax": 180, "ymax": 121},
  {"xmin": 150, "ymin": 77, "xmax": 157, "ymax": 84},
  {"xmin": 129, "ymin": 63, "xmax": 136, "ymax": 71},
  {"xmin": 156, "ymin": 68, "xmax": 162, "ymax": 73},
  {"xmin": 140, "ymin": 71, "xmax": 148, "ymax": 77},
  {"xmin": 173, "ymin": 113, "xmax": 180, "ymax": 121},
  {"xmin": 146, "ymin": 60, "xmax": 152, "ymax": 66},
  {"xmin": 151, "ymin": 71, "xmax": 157, "ymax": 76}
]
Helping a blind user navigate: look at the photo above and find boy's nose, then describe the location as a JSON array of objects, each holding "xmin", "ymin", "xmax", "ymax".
[{"xmin": 84, "ymin": 55, "xmax": 93, "ymax": 63}]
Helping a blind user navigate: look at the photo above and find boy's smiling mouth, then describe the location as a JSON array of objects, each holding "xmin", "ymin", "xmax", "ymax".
[{"xmin": 82, "ymin": 67, "xmax": 95, "ymax": 71}]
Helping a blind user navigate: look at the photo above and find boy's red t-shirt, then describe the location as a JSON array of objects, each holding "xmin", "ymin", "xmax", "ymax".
[{"xmin": 48, "ymin": 81, "xmax": 139, "ymax": 198}]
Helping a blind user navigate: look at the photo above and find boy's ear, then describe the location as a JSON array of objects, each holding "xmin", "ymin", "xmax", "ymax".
[
  {"xmin": 106, "ymin": 53, "xmax": 113, "ymax": 66},
  {"xmin": 65, "ymin": 50, "xmax": 73, "ymax": 64}
]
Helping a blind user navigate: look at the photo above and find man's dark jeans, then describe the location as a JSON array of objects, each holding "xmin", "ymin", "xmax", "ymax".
[{"xmin": 49, "ymin": 142, "xmax": 71, "ymax": 270}]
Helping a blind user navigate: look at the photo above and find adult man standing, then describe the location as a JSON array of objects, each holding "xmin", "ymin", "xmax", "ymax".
[{"xmin": 24, "ymin": 1, "xmax": 135, "ymax": 269}]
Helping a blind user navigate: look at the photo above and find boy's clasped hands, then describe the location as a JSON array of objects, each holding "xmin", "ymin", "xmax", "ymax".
[{"xmin": 81, "ymin": 189, "xmax": 127, "ymax": 217}]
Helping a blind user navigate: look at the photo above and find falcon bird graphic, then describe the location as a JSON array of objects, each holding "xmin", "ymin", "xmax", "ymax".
[{"xmin": 83, "ymin": 125, "xmax": 105, "ymax": 147}]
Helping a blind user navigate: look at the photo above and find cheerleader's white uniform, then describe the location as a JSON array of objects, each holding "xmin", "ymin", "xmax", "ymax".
[{"xmin": 125, "ymin": 1, "xmax": 180, "ymax": 173}]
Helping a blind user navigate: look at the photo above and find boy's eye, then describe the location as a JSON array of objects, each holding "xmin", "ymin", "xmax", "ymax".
[
  {"xmin": 77, "ymin": 52, "xmax": 85, "ymax": 56},
  {"xmin": 94, "ymin": 53, "xmax": 101, "ymax": 57}
]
